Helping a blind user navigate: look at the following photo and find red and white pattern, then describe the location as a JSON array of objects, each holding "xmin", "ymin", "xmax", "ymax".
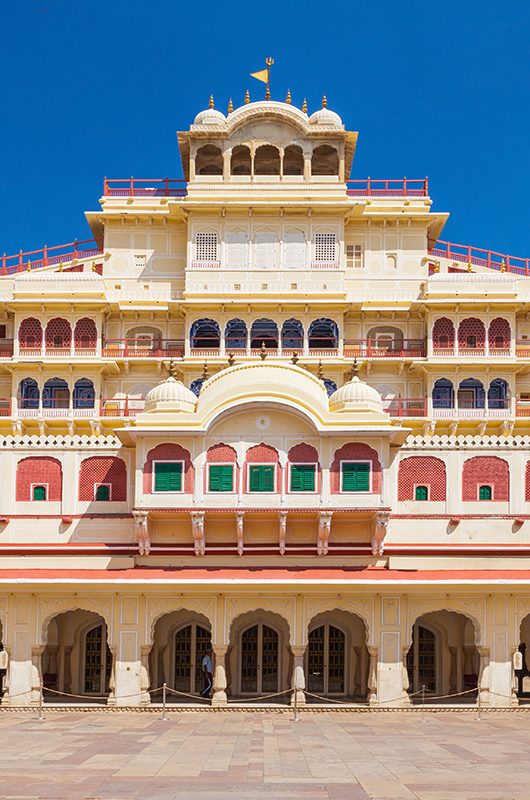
[
  {"xmin": 143, "ymin": 443, "xmax": 194, "ymax": 494},
  {"xmin": 78, "ymin": 456, "xmax": 127, "ymax": 501},
  {"xmin": 16, "ymin": 457, "xmax": 62, "ymax": 501},
  {"xmin": 330, "ymin": 443, "xmax": 381, "ymax": 494},
  {"xmin": 462, "ymin": 456, "xmax": 509, "ymax": 501},
  {"xmin": 398, "ymin": 456, "xmax": 446, "ymax": 501}
]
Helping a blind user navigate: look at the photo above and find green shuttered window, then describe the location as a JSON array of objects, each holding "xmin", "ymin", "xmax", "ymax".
[
  {"xmin": 341, "ymin": 462, "xmax": 370, "ymax": 492},
  {"xmin": 248, "ymin": 464, "xmax": 275, "ymax": 492},
  {"xmin": 32, "ymin": 485, "xmax": 47, "ymax": 501},
  {"xmin": 208, "ymin": 464, "xmax": 234, "ymax": 492},
  {"xmin": 415, "ymin": 485, "xmax": 428, "ymax": 501},
  {"xmin": 95, "ymin": 484, "xmax": 110, "ymax": 501},
  {"xmin": 290, "ymin": 464, "xmax": 316, "ymax": 492},
  {"xmin": 154, "ymin": 461, "xmax": 183, "ymax": 492},
  {"xmin": 479, "ymin": 484, "xmax": 492, "ymax": 500}
]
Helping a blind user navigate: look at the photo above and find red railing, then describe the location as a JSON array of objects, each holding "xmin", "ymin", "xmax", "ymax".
[
  {"xmin": 100, "ymin": 398, "xmax": 145, "ymax": 417},
  {"xmin": 102, "ymin": 339, "xmax": 185, "ymax": 358},
  {"xmin": 383, "ymin": 398, "xmax": 427, "ymax": 417},
  {"xmin": 0, "ymin": 340, "xmax": 13, "ymax": 357},
  {"xmin": 346, "ymin": 178, "xmax": 428, "ymax": 197},
  {"xmin": 103, "ymin": 178, "xmax": 187, "ymax": 198},
  {"xmin": 1, "ymin": 239, "xmax": 102, "ymax": 276},
  {"xmin": 429, "ymin": 240, "xmax": 530, "ymax": 276},
  {"xmin": 344, "ymin": 339, "xmax": 426, "ymax": 358},
  {"xmin": 0, "ymin": 400, "xmax": 11, "ymax": 417}
]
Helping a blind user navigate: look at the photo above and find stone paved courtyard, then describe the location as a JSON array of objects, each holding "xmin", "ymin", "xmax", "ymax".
[{"xmin": 0, "ymin": 710, "xmax": 528, "ymax": 799}]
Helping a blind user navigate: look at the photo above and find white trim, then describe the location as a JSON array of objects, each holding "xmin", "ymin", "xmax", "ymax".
[
  {"xmin": 206, "ymin": 462, "xmax": 236, "ymax": 494},
  {"xmin": 30, "ymin": 482, "xmax": 48, "ymax": 501},
  {"xmin": 152, "ymin": 460, "xmax": 185, "ymax": 493},
  {"xmin": 94, "ymin": 482, "xmax": 112, "ymax": 501},
  {"xmin": 288, "ymin": 462, "xmax": 318, "ymax": 494},
  {"xmin": 247, "ymin": 462, "xmax": 278, "ymax": 493},
  {"xmin": 339, "ymin": 460, "xmax": 372, "ymax": 494}
]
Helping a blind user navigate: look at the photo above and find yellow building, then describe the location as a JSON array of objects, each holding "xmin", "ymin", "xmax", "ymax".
[{"xmin": 1, "ymin": 92, "xmax": 530, "ymax": 708}]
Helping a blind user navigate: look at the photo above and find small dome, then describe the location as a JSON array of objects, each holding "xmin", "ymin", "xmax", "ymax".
[
  {"xmin": 193, "ymin": 104, "xmax": 226, "ymax": 125},
  {"xmin": 308, "ymin": 107, "xmax": 343, "ymax": 127},
  {"xmin": 329, "ymin": 375, "xmax": 384, "ymax": 413},
  {"xmin": 144, "ymin": 375, "xmax": 196, "ymax": 413}
]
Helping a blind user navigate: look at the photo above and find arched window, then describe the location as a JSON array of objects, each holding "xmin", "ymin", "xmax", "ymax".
[
  {"xmin": 488, "ymin": 378, "xmax": 509, "ymax": 409},
  {"xmin": 308, "ymin": 318, "xmax": 338, "ymax": 350},
  {"xmin": 457, "ymin": 378, "xmax": 485, "ymax": 409},
  {"xmin": 225, "ymin": 229, "xmax": 248, "ymax": 268},
  {"xmin": 190, "ymin": 378, "xmax": 204, "ymax": 397},
  {"xmin": 19, "ymin": 317, "xmax": 42, "ymax": 351},
  {"xmin": 78, "ymin": 456, "xmax": 127, "ymax": 502},
  {"xmin": 432, "ymin": 378, "xmax": 454, "ymax": 409},
  {"xmin": 283, "ymin": 229, "xmax": 306, "ymax": 269},
  {"xmin": 45, "ymin": 318, "xmax": 71, "ymax": 351},
  {"xmin": 432, "ymin": 318, "xmax": 455, "ymax": 352},
  {"xmin": 398, "ymin": 457, "xmax": 446, "ymax": 501},
  {"xmin": 323, "ymin": 378, "xmax": 337, "ymax": 397},
  {"xmin": 283, "ymin": 145, "xmax": 304, "ymax": 176},
  {"xmin": 281, "ymin": 319, "xmax": 303, "ymax": 350},
  {"xmin": 462, "ymin": 456, "xmax": 509, "ymax": 501},
  {"xmin": 488, "ymin": 318, "xmax": 511, "ymax": 351},
  {"xmin": 366, "ymin": 326, "xmax": 404, "ymax": 355},
  {"xmin": 74, "ymin": 318, "xmax": 97, "ymax": 352},
  {"xmin": 311, "ymin": 145, "xmax": 339, "ymax": 176},
  {"xmin": 254, "ymin": 230, "xmax": 277, "ymax": 269},
  {"xmin": 190, "ymin": 319, "xmax": 220, "ymax": 350},
  {"xmin": 125, "ymin": 325, "xmax": 162, "ymax": 352},
  {"xmin": 16, "ymin": 456, "xmax": 62, "ymax": 501},
  {"xmin": 458, "ymin": 318, "xmax": 486, "ymax": 352},
  {"xmin": 73, "ymin": 378, "xmax": 95, "ymax": 409},
  {"xmin": 231, "ymin": 145, "xmax": 251, "ymax": 175},
  {"xmin": 250, "ymin": 319, "xmax": 278, "ymax": 349},
  {"xmin": 42, "ymin": 377, "xmax": 70, "ymax": 409},
  {"xmin": 225, "ymin": 318, "xmax": 247, "ymax": 350},
  {"xmin": 415, "ymin": 485, "xmax": 428, "ymax": 501},
  {"xmin": 195, "ymin": 145, "xmax": 223, "ymax": 176},
  {"xmin": 19, "ymin": 378, "xmax": 39, "ymax": 409},
  {"xmin": 254, "ymin": 145, "xmax": 280, "ymax": 176}
]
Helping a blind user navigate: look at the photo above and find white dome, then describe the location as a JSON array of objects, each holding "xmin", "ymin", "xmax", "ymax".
[
  {"xmin": 329, "ymin": 375, "xmax": 384, "ymax": 413},
  {"xmin": 193, "ymin": 107, "xmax": 226, "ymax": 125},
  {"xmin": 144, "ymin": 376, "xmax": 196, "ymax": 413},
  {"xmin": 308, "ymin": 107, "xmax": 343, "ymax": 128}
]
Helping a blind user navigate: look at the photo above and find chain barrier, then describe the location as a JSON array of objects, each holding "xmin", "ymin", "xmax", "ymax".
[{"xmin": 227, "ymin": 688, "xmax": 292, "ymax": 704}]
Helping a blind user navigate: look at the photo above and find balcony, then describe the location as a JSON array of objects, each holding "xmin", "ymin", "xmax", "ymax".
[
  {"xmin": 100, "ymin": 399, "xmax": 145, "ymax": 418},
  {"xmin": 346, "ymin": 178, "xmax": 428, "ymax": 197},
  {"xmin": 383, "ymin": 399, "xmax": 427, "ymax": 417},
  {"xmin": 344, "ymin": 340, "xmax": 426, "ymax": 359},
  {"xmin": 1, "ymin": 239, "xmax": 102, "ymax": 276},
  {"xmin": 18, "ymin": 344, "xmax": 98, "ymax": 358},
  {"xmin": 103, "ymin": 178, "xmax": 187, "ymax": 198},
  {"xmin": 432, "ymin": 345, "xmax": 511, "ymax": 358},
  {"xmin": 432, "ymin": 403, "xmax": 511, "ymax": 420},
  {"xmin": 0, "ymin": 340, "xmax": 13, "ymax": 358},
  {"xmin": 102, "ymin": 340, "xmax": 185, "ymax": 359},
  {"xmin": 429, "ymin": 240, "xmax": 530, "ymax": 276}
]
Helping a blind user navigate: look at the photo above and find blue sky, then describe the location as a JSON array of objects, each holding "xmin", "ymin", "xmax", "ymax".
[{"xmin": 1, "ymin": 0, "xmax": 529, "ymax": 259}]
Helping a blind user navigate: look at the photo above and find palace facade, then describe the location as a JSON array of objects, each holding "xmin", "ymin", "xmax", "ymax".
[{"xmin": 1, "ymin": 93, "xmax": 530, "ymax": 707}]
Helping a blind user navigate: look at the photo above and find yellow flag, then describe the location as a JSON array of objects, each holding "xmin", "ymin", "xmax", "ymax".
[{"xmin": 250, "ymin": 68, "xmax": 269, "ymax": 83}]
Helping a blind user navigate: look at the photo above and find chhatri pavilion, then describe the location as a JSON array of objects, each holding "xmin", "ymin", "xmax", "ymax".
[{"xmin": 1, "ymin": 79, "xmax": 530, "ymax": 708}]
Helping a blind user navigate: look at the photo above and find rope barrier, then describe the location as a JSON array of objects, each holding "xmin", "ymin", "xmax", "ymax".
[{"xmin": 227, "ymin": 688, "xmax": 292, "ymax": 704}]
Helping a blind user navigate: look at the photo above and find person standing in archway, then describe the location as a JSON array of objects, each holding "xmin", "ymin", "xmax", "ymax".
[
  {"xmin": 0, "ymin": 644, "xmax": 8, "ymax": 696},
  {"xmin": 200, "ymin": 648, "xmax": 213, "ymax": 698}
]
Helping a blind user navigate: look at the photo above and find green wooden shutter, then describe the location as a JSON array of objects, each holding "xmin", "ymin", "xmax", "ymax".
[
  {"xmin": 209, "ymin": 465, "xmax": 233, "ymax": 492},
  {"xmin": 95, "ymin": 484, "xmax": 110, "ymax": 501},
  {"xmin": 290, "ymin": 464, "xmax": 315, "ymax": 492},
  {"xmin": 415, "ymin": 485, "xmax": 428, "ymax": 501},
  {"xmin": 479, "ymin": 484, "xmax": 492, "ymax": 500},
  {"xmin": 154, "ymin": 461, "xmax": 182, "ymax": 492},
  {"xmin": 249, "ymin": 464, "xmax": 274, "ymax": 492},
  {"xmin": 33, "ymin": 485, "xmax": 46, "ymax": 501},
  {"xmin": 341, "ymin": 462, "xmax": 370, "ymax": 492}
]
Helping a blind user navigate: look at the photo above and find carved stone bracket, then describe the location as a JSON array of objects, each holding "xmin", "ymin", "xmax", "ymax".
[
  {"xmin": 236, "ymin": 511, "xmax": 245, "ymax": 556},
  {"xmin": 317, "ymin": 511, "xmax": 333, "ymax": 556},
  {"xmin": 278, "ymin": 511, "xmax": 288, "ymax": 556},
  {"xmin": 191, "ymin": 511, "xmax": 205, "ymax": 556},
  {"xmin": 371, "ymin": 512, "xmax": 390, "ymax": 557},
  {"xmin": 133, "ymin": 510, "xmax": 150, "ymax": 555}
]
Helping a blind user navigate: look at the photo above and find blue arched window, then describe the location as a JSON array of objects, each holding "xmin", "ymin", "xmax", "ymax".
[
  {"xmin": 190, "ymin": 319, "xmax": 220, "ymax": 350},
  {"xmin": 19, "ymin": 378, "xmax": 39, "ymax": 409},
  {"xmin": 323, "ymin": 379, "xmax": 337, "ymax": 397},
  {"xmin": 73, "ymin": 378, "xmax": 95, "ymax": 409},
  {"xmin": 432, "ymin": 378, "xmax": 454, "ymax": 409},
  {"xmin": 250, "ymin": 319, "xmax": 278, "ymax": 349},
  {"xmin": 281, "ymin": 319, "xmax": 304, "ymax": 350},
  {"xmin": 457, "ymin": 378, "xmax": 485, "ymax": 409},
  {"xmin": 190, "ymin": 379, "xmax": 204, "ymax": 397},
  {"xmin": 42, "ymin": 377, "xmax": 70, "ymax": 409},
  {"xmin": 225, "ymin": 319, "xmax": 247, "ymax": 350},
  {"xmin": 488, "ymin": 378, "xmax": 509, "ymax": 410},
  {"xmin": 308, "ymin": 318, "xmax": 338, "ymax": 349}
]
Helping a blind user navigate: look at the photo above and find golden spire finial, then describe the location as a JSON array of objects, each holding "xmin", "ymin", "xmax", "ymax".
[
  {"xmin": 322, "ymin": 95, "xmax": 327, "ymax": 108},
  {"xmin": 209, "ymin": 94, "xmax": 214, "ymax": 109},
  {"xmin": 467, "ymin": 256, "xmax": 472, "ymax": 272},
  {"xmin": 227, "ymin": 352, "xmax": 235, "ymax": 367},
  {"xmin": 285, "ymin": 88, "xmax": 291, "ymax": 104},
  {"xmin": 58, "ymin": 260, "xmax": 63, "ymax": 272},
  {"xmin": 260, "ymin": 341, "xmax": 267, "ymax": 360},
  {"xmin": 167, "ymin": 359, "xmax": 178, "ymax": 378},
  {"xmin": 227, "ymin": 97, "xmax": 233, "ymax": 114},
  {"xmin": 202, "ymin": 361, "xmax": 209, "ymax": 380},
  {"xmin": 317, "ymin": 359, "xmax": 324, "ymax": 380},
  {"xmin": 500, "ymin": 258, "xmax": 506, "ymax": 273},
  {"xmin": 302, "ymin": 98, "xmax": 308, "ymax": 114},
  {"xmin": 291, "ymin": 351, "xmax": 299, "ymax": 364},
  {"xmin": 244, "ymin": 89, "xmax": 250, "ymax": 104},
  {"xmin": 26, "ymin": 260, "xmax": 31, "ymax": 272},
  {"xmin": 349, "ymin": 358, "xmax": 359, "ymax": 381},
  {"xmin": 91, "ymin": 261, "xmax": 99, "ymax": 273}
]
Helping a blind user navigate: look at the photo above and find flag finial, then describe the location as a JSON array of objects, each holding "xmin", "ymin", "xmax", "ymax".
[
  {"xmin": 285, "ymin": 88, "xmax": 291, "ymax": 104},
  {"xmin": 302, "ymin": 97, "xmax": 308, "ymax": 113},
  {"xmin": 209, "ymin": 94, "xmax": 214, "ymax": 109},
  {"xmin": 250, "ymin": 56, "xmax": 274, "ymax": 100}
]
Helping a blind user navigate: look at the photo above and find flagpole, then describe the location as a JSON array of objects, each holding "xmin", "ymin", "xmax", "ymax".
[{"xmin": 265, "ymin": 56, "xmax": 274, "ymax": 100}]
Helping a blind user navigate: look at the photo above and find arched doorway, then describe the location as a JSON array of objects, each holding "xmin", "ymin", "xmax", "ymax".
[
  {"xmin": 241, "ymin": 623, "xmax": 279, "ymax": 694},
  {"xmin": 149, "ymin": 610, "xmax": 212, "ymax": 701},
  {"xmin": 307, "ymin": 624, "xmax": 345, "ymax": 695},
  {"xmin": 227, "ymin": 610, "xmax": 291, "ymax": 699},
  {"xmin": 407, "ymin": 611, "xmax": 479, "ymax": 700},
  {"xmin": 42, "ymin": 610, "xmax": 112, "ymax": 702},
  {"xmin": 306, "ymin": 610, "xmax": 369, "ymax": 700}
]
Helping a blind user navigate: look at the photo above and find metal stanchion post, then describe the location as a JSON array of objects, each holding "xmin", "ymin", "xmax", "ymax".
[
  {"xmin": 477, "ymin": 688, "xmax": 481, "ymax": 721},
  {"xmin": 161, "ymin": 682, "xmax": 168, "ymax": 721},
  {"xmin": 421, "ymin": 684, "xmax": 425, "ymax": 723},
  {"xmin": 38, "ymin": 681, "xmax": 44, "ymax": 721},
  {"xmin": 293, "ymin": 687, "xmax": 299, "ymax": 722}
]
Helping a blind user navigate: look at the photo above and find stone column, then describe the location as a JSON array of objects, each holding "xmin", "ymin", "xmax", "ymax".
[
  {"xmin": 30, "ymin": 646, "xmax": 44, "ymax": 706},
  {"xmin": 212, "ymin": 645, "xmax": 228, "ymax": 707},
  {"xmin": 139, "ymin": 645, "xmax": 151, "ymax": 706},
  {"xmin": 477, "ymin": 646, "xmax": 491, "ymax": 707},
  {"xmin": 367, "ymin": 645, "xmax": 378, "ymax": 705},
  {"xmin": 290, "ymin": 646, "xmax": 306, "ymax": 706}
]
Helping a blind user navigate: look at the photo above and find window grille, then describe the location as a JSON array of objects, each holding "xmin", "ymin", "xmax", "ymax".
[
  {"xmin": 195, "ymin": 232, "xmax": 218, "ymax": 263},
  {"xmin": 346, "ymin": 244, "xmax": 363, "ymax": 268},
  {"xmin": 314, "ymin": 233, "xmax": 337, "ymax": 263}
]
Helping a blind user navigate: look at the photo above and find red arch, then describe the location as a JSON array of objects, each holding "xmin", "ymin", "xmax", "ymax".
[
  {"xmin": 488, "ymin": 318, "xmax": 510, "ymax": 350},
  {"xmin": 205, "ymin": 443, "xmax": 239, "ymax": 492},
  {"xmin": 45, "ymin": 318, "xmax": 72, "ymax": 349},
  {"xmin": 16, "ymin": 457, "xmax": 62, "ymax": 501},
  {"xmin": 458, "ymin": 318, "xmax": 485, "ymax": 349},
  {"xmin": 19, "ymin": 317, "xmax": 42, "ymax": 348},
  {"xmin": 143, "ymin": 443, "xmax": 194, "ymax": 494},
  {"xmin": 287, "ymin": 443, "xmax": 320, "ymax": 493},
  {"xmin": 74, "ymin": 318, "xmax": 97, "ymax": 350},
  {"xmin": 432, "ymin": 317, "xmax": 455, "ymax": 350},
  {"xmin": 78, "ymin": 456, "xmax": 127, "ymax": 501},
  {"xmin": 398, "ymin": 456, "xmax": 446, "ymax": 501},
  {"xmin": 462, "ymin": 456, "xmax": 509, "ymax": 501},
  {"xmin": 330, "ymin": 443, "xmax": 381, "ymax": 494}
]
